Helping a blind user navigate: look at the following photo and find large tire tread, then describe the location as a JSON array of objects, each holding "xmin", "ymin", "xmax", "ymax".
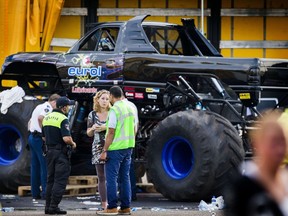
[
  {"xmin": 146, "ymin": 110, "xmax": 244, "ymax": 201},
  {"xmin": 0, "ymin": 99, "xmax": 41, "ymax": 193}
]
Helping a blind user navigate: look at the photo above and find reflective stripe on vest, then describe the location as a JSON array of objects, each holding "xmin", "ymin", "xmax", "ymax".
[
  {"xmin": 108, "ymin": 100, "xmax": 135, "ymax": 150},
  {"xmin": 42, "ymin": 111, "xmax": 67, "ymax": 128}
]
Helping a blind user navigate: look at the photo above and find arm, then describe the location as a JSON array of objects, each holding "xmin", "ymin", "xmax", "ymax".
[
  {"xmin": 99, "ymin": 128, "xmax": 115, "ymax": 160},
  {"xmin": 103, "ymin": 128, "xmax": 115, "ymax": 151},
  {"xmin": 61, "ymin": 119, "xmax": 76, "ymax": 149},
  {"xmin": 86, "ymin": 112, "xmax": 94, "ymax": 137},
  {"xmin": 99, "ymin": 110, "xmax": 116, "ymax": 160},
  {"xmin": 87, "ymin": 125, "xmax": 95, "ymax": 137},
  {"xmin": 28, "ymin": 119, "xmax": 31, "ymax": 131},
  {"xmin": 38, "ymin": 115, "xmax": 44, "ymax": 129},
  {"xmin": 63, "ymin": 136, "xmax": 77, "ymax": 149}
]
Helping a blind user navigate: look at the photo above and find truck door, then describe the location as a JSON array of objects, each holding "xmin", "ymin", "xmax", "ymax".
[{"xmin": 58, "ymin": 26, "xmax": 124, "ymax": 91}]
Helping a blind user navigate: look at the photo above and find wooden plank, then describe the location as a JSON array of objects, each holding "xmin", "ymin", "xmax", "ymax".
[
  {"xmin": 220, "ymin": 40, "xmax": 288, "ymax": 48},
  {"xmin": 18, "ymin": 184, "xmax": 97, "ymax": 197},
  {"xmin": 18, "ymin": 186, "xmax": 31, "ymax": 197},
  {"xmin": 97, "ymin": 8, "xmax": 211, "ymax": 17},
  {"xmin": 58, "ymin": 7, "xmax": 288, "ymax": 17},
  {"xmin": 221, "ymin": 9, "xmax": 288, "ymax": 17},
  {"xmin": 136, "ymin": 183, "xmax": 157, "ymax": 193},
  {"xmin": 68, "ymin": 176, "xmax": 98, "ymax": 185},
  {"xmin": 50, "ymin": 38, "xmax": 78, "ymax": 47},
  {"xmin": 61, "ymin": 8, "xmax": 88, "ymax": 16},
  {"xmin": 64, "ymin": 184, "xmax": 97, "ymax": 197}
]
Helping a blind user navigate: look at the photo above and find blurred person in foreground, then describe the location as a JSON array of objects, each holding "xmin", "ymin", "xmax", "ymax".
[
  {"xmin": 279, "ymin": 108, "xmax": 288, "ymax": 168},
  {"xmin": 225, "ymin": 110, "xmax": 288, "ymax": 216}
]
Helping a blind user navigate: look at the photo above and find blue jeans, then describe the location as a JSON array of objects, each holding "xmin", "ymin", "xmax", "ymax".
[
  {"xmin": 28, "ymin": 134, "xmax": 47, "ymax": 198},
  {"xmin": 106, "ymin": 148, "xmax": 132, "ymax": 209}
]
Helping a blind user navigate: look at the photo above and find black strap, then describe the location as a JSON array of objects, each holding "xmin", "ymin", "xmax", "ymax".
[
  {"xmin": 47, "ymin": 144, "xmax": 62, "ymax": 150},
  {"xmin": 92, "ymin": 111, "xmax": 96, "ymax": 124}
]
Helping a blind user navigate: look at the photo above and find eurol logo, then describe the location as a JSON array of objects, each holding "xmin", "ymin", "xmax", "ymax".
[{"xmin": 68, "ymin": 66, "xmax": 102, "ymax": 77}]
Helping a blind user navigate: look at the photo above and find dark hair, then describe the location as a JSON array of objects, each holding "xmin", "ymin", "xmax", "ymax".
[{"xmin": 109, "ymin": 86, "xmax": 123, "ymax": 99}]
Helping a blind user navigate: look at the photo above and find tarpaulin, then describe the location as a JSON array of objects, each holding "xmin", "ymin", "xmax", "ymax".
[{"xmin": 0, "ymin": 0, "xmax": 65, "ymax": 66}]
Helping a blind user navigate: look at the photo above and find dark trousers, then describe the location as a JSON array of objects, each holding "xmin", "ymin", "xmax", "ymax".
[
  {"xmin": 28, "ymin": 134, "xmax": 47, "ymax": 198},
  {"xmin": 45, "ymin": 149, "xmax": 70, "ymax": 210}
]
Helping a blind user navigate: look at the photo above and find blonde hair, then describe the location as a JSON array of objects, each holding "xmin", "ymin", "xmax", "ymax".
[
  {"xmin": 250, "ymin": 110, "xmax": 284, "ymax": 144},
  {"xmin": 93, "ymin": 90, "xmax": 111, "ymax": 112}
]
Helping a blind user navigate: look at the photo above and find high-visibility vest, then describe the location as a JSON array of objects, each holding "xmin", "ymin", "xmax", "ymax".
[
  {"xmin": 107, "ymin": 100, "xmax": 135, "ymax": 151},
  {"xmin": 42, "ymin": 111, "xmax": 67, "ymax": 128}
]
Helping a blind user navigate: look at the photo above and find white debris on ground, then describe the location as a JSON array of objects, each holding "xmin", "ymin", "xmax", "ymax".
[
  {"xmin": 198, "ymin": 196, "xmax": 225, "ymax": 211},
  {"xmin": 81, "ymin": 201, "xmax": 101, "ymax": 205},
  {"xmin": 76, "ymin": 196, "xmax": 96, "ymax": 200}
]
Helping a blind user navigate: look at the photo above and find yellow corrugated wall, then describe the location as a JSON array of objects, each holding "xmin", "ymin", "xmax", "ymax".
[
  {"xmin": 5, "ymin": 0, "xmax": 286, "ymax": 59},
  {"xmin": 98, "ymin": 0, "xmax": 205, "ymax": 31},
  {"xmin": 221, "ymin": 0, "xmax": 288, "ymax": 58},
  {"xmin": 52, "ymin": 0, "xmax": 82, "ymax": 51}
]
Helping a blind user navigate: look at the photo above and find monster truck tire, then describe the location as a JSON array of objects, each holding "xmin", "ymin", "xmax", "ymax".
[
  {"xmin": 0, "ymin": 100, "xmax": 41, "ymax": 193},
  {"xmin": 146, "ymin": 110, "xmax": 244, "ymax": 201}
]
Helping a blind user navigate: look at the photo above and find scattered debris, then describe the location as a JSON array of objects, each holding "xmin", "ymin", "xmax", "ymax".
[
  {"xmin": 151, "ymin": 207, "xmax": 166, "ymax": 211},
  {"xmin": 81, "ymin": 201, "xmax": 101, "ymax": 205},
  {"xmin": 198, "ymin": 196, "xmax": 225, "ymax": 211}
]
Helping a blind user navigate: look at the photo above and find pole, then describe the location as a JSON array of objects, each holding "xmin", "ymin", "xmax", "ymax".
[{"xmin": 201, "ymin": 0, "xmax": 204, "ymax": 35}]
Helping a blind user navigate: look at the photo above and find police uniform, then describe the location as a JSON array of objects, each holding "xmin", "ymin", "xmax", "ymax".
[
  {"xmin": 42, "ymin": 97, "xmax": 75, "ymax": 215},
  {"xmin": 28, "ymin": 101, "xmax": 52, "ymax": 199}
]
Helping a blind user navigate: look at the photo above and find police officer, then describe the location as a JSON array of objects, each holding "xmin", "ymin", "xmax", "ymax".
[
  {"xmin": 28, "ymin": 94, "xmax": 60, "ymax": 200},
  {"xmin": 42, "ymin": 96, "xmax": 76, "ymax": 215}
]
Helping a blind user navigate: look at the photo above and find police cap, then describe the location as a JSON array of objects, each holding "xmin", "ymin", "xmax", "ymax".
[{"xmin": 56, "ymin": 96, "xmax": 75, "ymax": 108}]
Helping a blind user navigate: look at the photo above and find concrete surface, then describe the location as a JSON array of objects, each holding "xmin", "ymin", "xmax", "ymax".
[
  {"xmin": 0, "ymin": 193, "xmax": 224, "ymax": 216},
  {"xmin": 1, "ymin": 210, "xmax": 223, "ymax": 216}
]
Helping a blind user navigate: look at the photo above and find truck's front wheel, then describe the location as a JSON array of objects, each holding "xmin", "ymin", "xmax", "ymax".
[
  {"xmin": 146, "ymin": 110, "xmax": 244, "ymax": 201},
  {"xmin": 0, "ymin": 100, "xmax": 40, "ymax": 193}
]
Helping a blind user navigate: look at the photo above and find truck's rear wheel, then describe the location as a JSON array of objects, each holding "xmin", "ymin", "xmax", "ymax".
[
  {"xmin": 146, "ymin": 110, "xmax": 244, "ymax": 201},
  {"xmin": 0, "ymin": 100, "xmax": 40, "ymax": 193}
]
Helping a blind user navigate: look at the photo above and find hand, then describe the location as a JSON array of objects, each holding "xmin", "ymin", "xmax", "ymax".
[
  {"xmin": 92, "ymin": 124, "xmax": 97, "ymax": 131},
  {"xmin": 95, "ymin": 124, "xmax": 105, "ymax": 132},
  {"xmin": 99, "ymin": 151, "xmax": 107, "ymax": 161},
  {"xmin": 72, "ymin": 142, "xmax": 77, "ymax": 149}
]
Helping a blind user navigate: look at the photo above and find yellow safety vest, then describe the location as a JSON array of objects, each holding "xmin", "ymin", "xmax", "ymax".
[
  {"xmin": 42, "ymin": 111, "xmax": 67, "ymax": 128},
  {"xmin": 107, "ymin": 100, "xmax": 135, "ymax": 151}
]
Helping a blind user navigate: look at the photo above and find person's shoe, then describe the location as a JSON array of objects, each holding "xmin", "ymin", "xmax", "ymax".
[
  {"xmin": 97, "ymin": 208, "xmax": 118, "ymax": 215},
  {"xmin": 47, "ymin": 207, "xmax": 67, "ymax": 215},
  {"xmin": 32, "ymin": 195, "xmax": 41, "ymax": 200},
  {"xmin": 45, "ymin": 208, "xmax": 49, "ymax": 214},
  {"xmin": 118, "ymin": 208, "xmax": 131, "ymax": 215}
]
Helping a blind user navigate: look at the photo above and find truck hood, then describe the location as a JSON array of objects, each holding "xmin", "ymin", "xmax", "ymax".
[
  {"xmin": 2, "ymin": 51, "xmax": 63, "ymax": 73},
  {"xmin": 259, "ymin": 58, "xmax": 288, "ymax": 87},
  {"xmin": 124, "ymin": 54, "xmax": 288, "ymax": 87}
]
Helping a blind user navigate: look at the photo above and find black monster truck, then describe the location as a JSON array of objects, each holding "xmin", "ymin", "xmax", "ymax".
[{"xmin": 1, "ymin": 15, "xmax": 288, "ymax": 201}]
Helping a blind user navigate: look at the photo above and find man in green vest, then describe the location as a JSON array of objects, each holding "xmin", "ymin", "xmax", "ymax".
[
  {"xmin": 98, "ymin": 86, "xmax": 135, "ymax": 215},
  {"xmin": 42, "ymin": 96, "xmax": 76, "ymax": 215}
]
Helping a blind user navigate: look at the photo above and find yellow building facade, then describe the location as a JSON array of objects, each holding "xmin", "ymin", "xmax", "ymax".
[{"xmin": 52, "ymin": 0, "xmax": 288, "ymax": 59}]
